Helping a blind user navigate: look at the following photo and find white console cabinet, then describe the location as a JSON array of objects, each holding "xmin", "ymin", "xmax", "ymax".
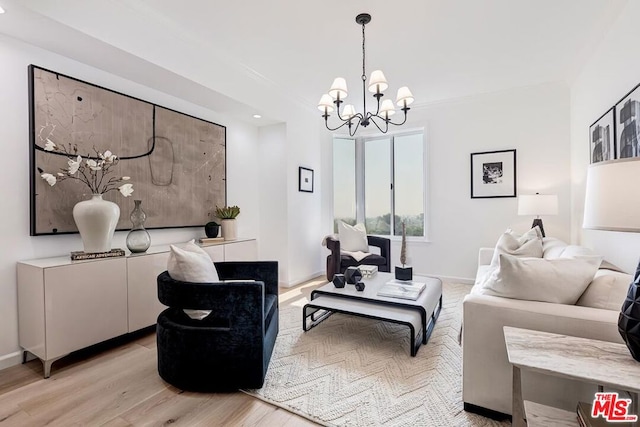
[{"xmin": 17, "ymin": 238, "xmax": 257, "ymax": 377}]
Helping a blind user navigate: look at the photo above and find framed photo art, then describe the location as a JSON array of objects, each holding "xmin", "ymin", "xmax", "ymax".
[
  {"xmin": 589, "ymin": 107, "xmax": 615, "ymax": 163},
  {"xmin": 299, "ymin": 167, "xmax": 314, "ymax": 193},
  {"xmin": 615, "ymin": 83, "xmax": 640, "ymax": 159},
  {"xmin": 470, "ymin": 149, "xmax": 516, "ymax": 198}
]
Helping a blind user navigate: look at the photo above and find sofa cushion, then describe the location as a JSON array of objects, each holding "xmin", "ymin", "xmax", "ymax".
[
  {"xmin": 481, "ymin": 254, "xmax": 602, "ymax": 304},
  {"xmin": 489, "ymin": 228, "xmax": 543, "ymax": 270},
  {"xmin": 576, "ymin": 269, "xmax": 632, "ymax": 310},
  {"xmin": 338, "ymin": 221, "xmax": 369, "ymax": 252}
]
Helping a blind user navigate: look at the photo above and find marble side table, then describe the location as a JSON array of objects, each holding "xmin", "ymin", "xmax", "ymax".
[{"xmin": 504, "ymin": 326, "xmax": 640, "ymax": 427}]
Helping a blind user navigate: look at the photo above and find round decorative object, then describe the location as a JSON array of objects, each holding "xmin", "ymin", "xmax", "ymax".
[
  {"xmin": 332, "ymin": 274, "xmax": 346, "ymax": 288},
  {"xmin": 126, "ymin": 199, "xmax": 151, "ymax": 253},
  {"xmin": 345, "ymin": 267, "xmax": 362, "ymax": 284},
  {"xmin": 72, "ymin": 194, "xmax": 120, "ymax": 253},
  {"xmin": 221, "ymin": 218, "xmax": 237, "ymax": 241},
  {"xmin": 618, "ymin": 262, "xmax": 640, "ymax": 362},
  {"xmin": 204, "ymin": 221, "xmax": 220, "ymax": 238}
]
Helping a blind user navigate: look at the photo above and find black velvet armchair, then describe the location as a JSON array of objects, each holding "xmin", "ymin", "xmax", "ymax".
[
  {"xmin": 325, "ymin": 235, "xmax": 391, "ymax": 281},
  {"xmin": 156, "ymin": 261, "xmax": 278, "ymax": 392}
]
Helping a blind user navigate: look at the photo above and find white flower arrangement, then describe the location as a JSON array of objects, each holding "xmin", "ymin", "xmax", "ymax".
[{"xmin": 38, "ymin": 135, "xmax": 133, "ymax": 197}]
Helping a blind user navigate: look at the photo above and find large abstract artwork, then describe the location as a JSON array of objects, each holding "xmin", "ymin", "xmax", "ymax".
[{"xmin": 29, "ymin": 65, "xmax": 226, "ymax": 235}]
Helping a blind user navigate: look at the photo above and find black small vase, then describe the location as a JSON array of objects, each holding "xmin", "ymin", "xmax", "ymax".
[
  {"xmin": 618, "ymin": 260, "xmax": 640, "ymax": 362},
  {"xmin": 204, "ymin": 221, "xmax": 220, "ymax": 238},
  {"xmin": 395, "ymin": 266, "xmax": 413, "ymax": 281}
]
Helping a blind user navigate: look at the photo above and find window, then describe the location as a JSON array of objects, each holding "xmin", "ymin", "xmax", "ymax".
[
  {"xmin": 333, "ymin": 137, "xmax": 356, "ymax": 232},
  {"xmin": 333, "ymin": 131, "xmax": 426, "ymax": 238}
]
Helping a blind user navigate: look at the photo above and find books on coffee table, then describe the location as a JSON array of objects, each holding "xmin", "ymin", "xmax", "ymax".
[{"xmin": 377, "ymin": 279, "xmax": 426, "ymax": 301}]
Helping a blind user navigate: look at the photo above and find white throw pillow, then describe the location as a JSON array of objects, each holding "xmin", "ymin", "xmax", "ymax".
[
  {"xmin": 167, "ymin": 240, "xmax": 219, "ymax": 320},
  {"xmin": 576, "ymin": 269, "xmax": 632, "ymax": 310},
  {"xmin": 489, "ymin": 228, "xmax": 543, "ymax": 270},
  {"xmin": 338, "ymin": 222, "xmax": 369, "ymax": 252},
  {"xmin": 482, "ymin": 254, "xmax": 602, "ymax": 304}
]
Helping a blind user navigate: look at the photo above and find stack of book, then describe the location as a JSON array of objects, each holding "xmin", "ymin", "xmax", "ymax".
[
  {"xmin": 359, "ymin": 265, "xmax": 378, "ymax": 278},
  {"xmin": 70, "ymin": 248, "xmax": 125, "ymax": 260},
  {"xmin": 377, "ymin": 279, "xmax": 426, "ymax": 301},
  {"xmin": 198, "ymin": 237, "xmax": 224, "ymax": 246}
]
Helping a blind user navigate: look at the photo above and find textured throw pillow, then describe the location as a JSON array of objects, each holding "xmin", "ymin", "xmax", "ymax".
[
  {"xmin": 338, "ymin": 221, "xmax": 369, "ymax": 252},
  {"xmin": 489, "ymin": 227, "xmax": 543, "ymax": 270},
  {"xmin": 482, "ymin": 254, "xmax": 602, "ymax": 304},
  {"xmin": 167, "ymin": 240, "xmax": 219, "ymax": 320}
]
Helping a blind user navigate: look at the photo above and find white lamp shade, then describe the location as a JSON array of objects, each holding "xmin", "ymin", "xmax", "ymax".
[
  {"xmin": 328, "ymin": 77, "xmax": 348, "ymax": 100},
  {"xmin": 583, "ymin": 159, "xmax": 640, "ymax": 231},
  {"xmin": 317, "ymin": 94, "xmax": 334, "ymax": 112},
  {"xmin": 368, "ymin": 70, "xmax": 389, "ymax": 93},
  {"xmin": 379, "ymin": 99, "xmax": 396, "ymax": 117},
  {"xmin": 518, "ymin": 194, "xmax": 558, "ymax": 216},
  {"xmin": 341, "ymin": 104, "xmax": 356, "ymax": 119},
  {"xmin": 396, "ymin": 86, "xmax": 415, "ymax": 107}
]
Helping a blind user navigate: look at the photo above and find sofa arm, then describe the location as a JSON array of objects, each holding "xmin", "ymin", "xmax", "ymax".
[
  {"xmin": 478, "ymin": 247, "xmax": 494, "ymax": 267},
  {"xmin": 462, "ymin": 293, "xmax": 622, "ymax": 415},
  {"xmin": 214, "ymin": 261, "xmax": 279, "ymax": 297}
]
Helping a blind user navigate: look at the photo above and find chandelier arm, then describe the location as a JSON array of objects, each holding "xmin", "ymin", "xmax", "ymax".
[
  {"xmin": 348, "ymin": 118, "xmax": 362, "ymax": 137},
  {"xmin": 374, "ymin": 108, "xmax": 409, "ymax": 126},
  {"xmin": 369, "ymin": 115, "xmax": 390, "ymax": 134},
  {"xmin": 323, "ymin": 118, "xmax": 356, "ymax": 132}
]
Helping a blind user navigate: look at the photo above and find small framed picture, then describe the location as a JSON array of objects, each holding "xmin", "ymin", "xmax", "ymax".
[
  {"xmin": 615, "ymin": 83, "xmax": 640, "ymax": 159},
  {"xmin": 470, "ymin": 149, "xmax": 516, "ymax": 199},
  {"xmin": 589, "ymin": 107, "xmax": 615, "ymax": 163},
  {"xmin": 298, "ymin": 167, "xmax": 314, "ymax": 193}
]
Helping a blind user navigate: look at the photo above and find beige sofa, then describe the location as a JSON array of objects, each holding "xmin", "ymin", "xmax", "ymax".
[{"xmin": 462, "ymin": 238, "xmax": 631, "ymax": 418}]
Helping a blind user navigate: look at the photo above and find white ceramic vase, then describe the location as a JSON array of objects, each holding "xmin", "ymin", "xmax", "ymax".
[
  {"xmin": 221, "ymin": 218, "xmax": 237, "ymax": 241},
  {"xmin": 72, "ymin": 194, "xmax": 120, "ymax": 253}
]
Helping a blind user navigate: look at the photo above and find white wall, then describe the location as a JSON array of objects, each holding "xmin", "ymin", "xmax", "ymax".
[
  {"xmin": 0, "ymin": 34, "xmax": 261, "ymax": 368},
  {"xmin": 323, "ymin": 82, "xmax": 572, "ymax": 282},
  {"xmin": 570, "ymin": 0, "xmax": 640, "ymax": 274}
]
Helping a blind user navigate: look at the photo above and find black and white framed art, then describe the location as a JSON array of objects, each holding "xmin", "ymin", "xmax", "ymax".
[
  {"xmin": 589, "ymin": 107, "xmax": 615, "ymax": 163},
  {"xmin": 470, "ymin": 149, "xmax": 516, "ymax": 199},
  {"xmin": 615, "ymin": 83, "xmax": 640, "ymax": 159},
  {"xmin": 298, "ymin": 167, "xmax": 314, "ymax": 193}
]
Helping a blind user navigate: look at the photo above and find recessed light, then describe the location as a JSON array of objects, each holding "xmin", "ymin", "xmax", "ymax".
[
  {"xmin": 0, "ymin": 6, "xmax": 5, "ymax": 13},
  {"xmin": 253, "ymin": 114, "xmax": 262, "ymax": 119}
]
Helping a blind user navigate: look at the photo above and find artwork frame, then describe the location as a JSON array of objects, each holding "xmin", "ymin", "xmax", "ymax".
[
  {"xmin": 29, "ymin": 65, "xmax": 227, "ymax": 236},
  {"xmin": 470, "ymin": 149, "xmax": 517, "ymax": 199},
  {"xmin": 589, "ymin": 107, "xmax": 616, "ymax": 163},
  {"xmin": 615, "ymin": 82, "xmax": 640, "ymax": 159},
  {"xmin": 298, "ymin": 167, "xmax": 314, "ymax": 193}
]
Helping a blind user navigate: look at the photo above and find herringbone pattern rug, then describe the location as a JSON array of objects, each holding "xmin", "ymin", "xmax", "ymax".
[{"xmin": 244, "ymin": 282, "xmax": 510, "ymax": 426}]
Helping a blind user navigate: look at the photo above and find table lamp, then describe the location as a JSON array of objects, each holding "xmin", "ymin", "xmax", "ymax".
[
  {"xmin": 517, "ymin": 193, "xmax": 558, "ymax": 238},
  {"xmin": 583, "ymin": 159, "xmax": 640, "ymax": 361}
]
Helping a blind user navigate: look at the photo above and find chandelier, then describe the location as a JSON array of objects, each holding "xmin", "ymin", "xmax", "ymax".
[{"xmin": 318, "ymin": 13, "xmax": 414, "ymax": 136}]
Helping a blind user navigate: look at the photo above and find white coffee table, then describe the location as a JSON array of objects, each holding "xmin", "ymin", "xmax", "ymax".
[{"xmin": 303, "ymin": 272, "xmax": 442, "ymax": 356}]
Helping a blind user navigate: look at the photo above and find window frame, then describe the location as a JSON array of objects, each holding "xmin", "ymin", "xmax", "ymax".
[{"xmin": 334, "ymin": 128, "xmax": 428, "ymax": 242}]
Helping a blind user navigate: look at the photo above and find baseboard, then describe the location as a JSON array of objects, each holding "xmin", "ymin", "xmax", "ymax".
[
  {"xmin": 463, "ymin": 402, "xmax": 511, "ymax": 421},
  {"xmin": 0, "ymin": 351, "xmax": 23, "ymax": 371},
  {"xmin": 281, "ymin": 271, "xmax": 325, "ymax": 288}
]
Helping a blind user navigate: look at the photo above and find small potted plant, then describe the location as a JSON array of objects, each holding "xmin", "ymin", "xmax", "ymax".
[
  {"xmin": 395, "ymin": 221, "xmax": 413, "ymax": 281},
  {"xmin": 215, "ymin": 205, "xmax": 240, "ymax": 241}
]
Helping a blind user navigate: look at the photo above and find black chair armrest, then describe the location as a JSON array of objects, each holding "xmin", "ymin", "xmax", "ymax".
[
  {"xmin": 214, "ymin": 261, "xmax": 279, "ymax": 296},
  {"xmin": 367, "ymin": 235, "xmax": 390, "ymax": 257},
  {"xmin": 326, "ymin": 236, "xmax": 340, "ymax": 255}
]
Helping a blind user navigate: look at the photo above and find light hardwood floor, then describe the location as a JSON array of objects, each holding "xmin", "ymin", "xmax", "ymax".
[{"xmin": 0, "ymin": 277, "xmax": 327, "ymax": 427}]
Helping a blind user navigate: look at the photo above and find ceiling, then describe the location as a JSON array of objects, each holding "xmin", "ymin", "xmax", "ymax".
[{"xmin": 0, "ymin": 0, "xmax": 628, "ymax": 124}]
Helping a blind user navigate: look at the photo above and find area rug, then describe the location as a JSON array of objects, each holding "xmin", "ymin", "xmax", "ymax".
[{"xmin": 243, "ymin": 282, "xmax": 510, "ymax": 426}]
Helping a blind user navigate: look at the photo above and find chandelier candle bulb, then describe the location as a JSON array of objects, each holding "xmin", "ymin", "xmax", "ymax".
[
  {"xmin": 396, "ymin": 86, "xmax": 415, "ymax": 107},
  {"xmin": 368, "ymin": 70, "xmax": 388, "ymax": 93},
  {"xmin": 329, "ymin": 77, "xmax": 348, "ymax": 99}
]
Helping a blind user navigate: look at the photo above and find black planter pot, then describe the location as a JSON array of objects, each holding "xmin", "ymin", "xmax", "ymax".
[
  {"xmin": 204, "ymin": 222, "xmax": 220, "ymax": 238},
  {"xmin": 395, "ymin": 266, "xmax": 413, "ymax": 281},
  {"xmin": 618, "ymin": 261, "xmax": 640, "ymax": 362}
]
